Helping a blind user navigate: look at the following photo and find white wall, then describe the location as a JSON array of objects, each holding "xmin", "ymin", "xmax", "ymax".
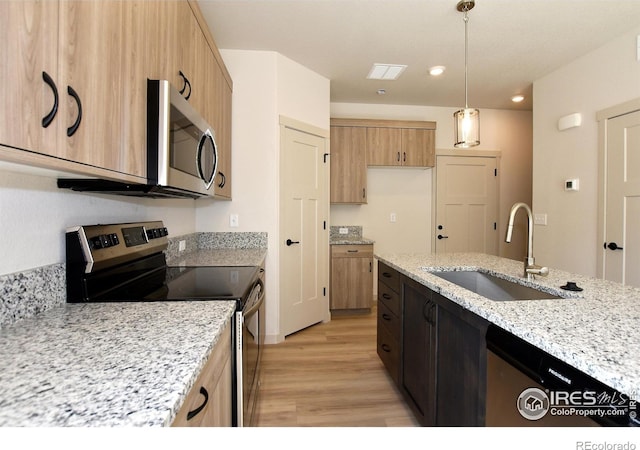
[
  {"xmin": 0, "ymin": 165, "xmax": 197, "ymax": 276},
  {"xmin": 532, "ymin": 26, "xmax": 640, "ymax": 277},
  {"xmin": 196, "ymin": 50, "xmax": 330, "ymax": 343},
  {"xmin": 330, "ymin": 103, "xmax": 533, "ymax": 261}
]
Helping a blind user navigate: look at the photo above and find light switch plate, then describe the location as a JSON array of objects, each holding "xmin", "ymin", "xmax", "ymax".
[
  {"xmin": 390, "ymin": 213, "xmax": 397, "ymax": 223},
  {"xmin": 534, "ymin": 213, "xmax": 547, "ymax": 226},
  {"xmin": 339, "ymin": 227, "xmax": 349, "ymax": 235},
  {"xmin": 230, "ymin": 214, "xmax": 239, "ymax": 227},
  {"xmin": 178, "ymin": 240, "xmax": 186, "ymax": 251}
]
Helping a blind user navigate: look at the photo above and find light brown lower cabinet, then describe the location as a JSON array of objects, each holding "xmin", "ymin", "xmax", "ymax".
[
  {"xmin": 172, "ymin": 320, "xmax": 232, "ymax": 427},
  {"xmin": 330, "ymin": 244, "xmax": 373, "ymax": 311}
]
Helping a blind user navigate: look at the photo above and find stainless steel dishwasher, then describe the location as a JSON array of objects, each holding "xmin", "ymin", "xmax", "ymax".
[{"xmin": 485, "ymin": 325, "xmax": 636, "ymax": 427}]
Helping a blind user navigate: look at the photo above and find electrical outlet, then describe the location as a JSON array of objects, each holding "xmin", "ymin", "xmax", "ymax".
[
  {"xmin": 339, "ymin": 227, "xmax": 349, "ymax": 235},
  {"xmin": 230, "ymin": 214, "xmax": 239, "ymax": 227},
  {"xmin": 390, "ymin": 213, "xmax": 397, "ymax": 223},
  {"xmin": 178, "ymin": 240, "xmax": 186, "ymax": 251}
]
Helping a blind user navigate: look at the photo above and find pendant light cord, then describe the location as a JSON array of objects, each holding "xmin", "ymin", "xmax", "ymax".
[{"xmin": 463, "ymin": 8, "xmax": 469, "ymax": 109}]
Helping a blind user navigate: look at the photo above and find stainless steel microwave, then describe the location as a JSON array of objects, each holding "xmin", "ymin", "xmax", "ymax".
[
  {"xmin": 57, "ymin": 80, "xmax": 219, "ymax": 199},
  {"xmin": 146, "ymin": 79, "xmax": 218, "ymax": 198}
]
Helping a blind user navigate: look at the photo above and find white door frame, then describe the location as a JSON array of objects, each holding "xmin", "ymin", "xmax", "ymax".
[
  {"xmin": 432, "ymin": 148, "xmax": 501, "ymax": 253},
  {"xmin": 596, "ymin": 97, "xmax": 640, "ymax": 280}
]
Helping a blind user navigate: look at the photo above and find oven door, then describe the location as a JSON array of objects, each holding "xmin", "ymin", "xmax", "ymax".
[{"xmin": 236, "ymin": 279, "xmax": 265, "ymax": 427}]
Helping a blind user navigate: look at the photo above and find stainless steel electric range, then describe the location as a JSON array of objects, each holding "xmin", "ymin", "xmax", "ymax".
[{"xmin": 65, "ymin": 221, "xmax": 264, "ymax": 427}]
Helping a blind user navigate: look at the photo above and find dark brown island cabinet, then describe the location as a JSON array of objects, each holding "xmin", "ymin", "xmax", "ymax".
[{"xmin": 376, "ymin": 262, "xmax": 489, "ymax": 426}]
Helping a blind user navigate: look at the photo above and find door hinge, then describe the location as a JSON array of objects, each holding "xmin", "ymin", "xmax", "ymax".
[
  {"xmin": 494, "ymin": 168, "xmax": 497, "ymax": 176},
  {"xmin": 323, "ymin": 153, "xmax": 330, "ymax": 163}
]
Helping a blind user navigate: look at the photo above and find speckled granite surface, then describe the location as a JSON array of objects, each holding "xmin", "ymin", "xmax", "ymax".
[
  {"xmin": 0, "ymin": 300, "xmax": 235, "ymax": 426},
  {"xmin": 0, "ymin": 264, "xmax": 66, "ymax": 328},
  {"xmin": 376, "ymin": 252, "xmax": 640, "ymax": 400},
  {"xmin": 329, "ymin": 225, "xmax": 375, "ymax": 245}
]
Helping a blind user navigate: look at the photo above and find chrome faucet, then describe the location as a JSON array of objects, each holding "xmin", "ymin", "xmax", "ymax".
[{"xmin": 505, "ymin": 202, "xmax": 549, "ymax": 281}]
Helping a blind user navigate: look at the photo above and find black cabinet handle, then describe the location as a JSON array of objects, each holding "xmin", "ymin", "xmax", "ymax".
[
  {"xmin": 605, "ymin": 242, "xmax": 623, "ymax": 251},
  {"xmin": 184, "ymin": 77, "xmax": 192, "ymax": 100},
  {"xmin": 186, "ymin": 386, "xmax": 209, "ymax": 421},
  {"xmin": 382, "ymin": 293, "xmax": 392, "ymax": 300},
  {"xmin": 66, "ymin": 86, "xmax": 82, "ymax": 137},
  {"xmin": 382, "ymin": 272, "xmax": 392, "ymax": 278},
  {"xmin": 422, "ymin": 300, "xmax": 431, "ymax": 322},
  {"xmin": 286, "ymin": 239, "xmax": 300, "ymax": 246},
  {"xmin": 179, "ymin": 70, "xmax": 188, "ymax": 95},
  {"xmin": 42, "ymin": 71, "xmax": 58, "ymax": 128},
  {"xmin": 217, "ymin": 171, "xmax": 226, "ymax": 188},
  {"xmin": 397, "ymin": 151, "xmax": 401, "ymax": 162},
  {"xmin": 382, "ymin": 313, "xmax": 392, "ymax": 321},
  {"xmin": 362, "ymin": 188, "xmax": 366, "ymax": 199},
  {"xmin": 403, "ymin": 152, "xmax": 406, "ymax": 162},
  {"xmin": 381, "ymin": 344, "xmax": 391, "ymax": 353}
]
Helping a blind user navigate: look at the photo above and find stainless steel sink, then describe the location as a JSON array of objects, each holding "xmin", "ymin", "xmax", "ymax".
[{"xmin": 429, "ymin": 270, "xmax": 562, "ymax": 301}]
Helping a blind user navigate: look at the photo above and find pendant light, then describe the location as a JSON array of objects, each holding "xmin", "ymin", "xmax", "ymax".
[{"xmin": 453, "ymin": 0, "xmax": 480, "ymax": 148}]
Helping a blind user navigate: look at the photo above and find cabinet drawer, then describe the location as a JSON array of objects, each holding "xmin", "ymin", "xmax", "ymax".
[
  {"xmin": 377, "ymin": 319, "xmax": 400, "ymax": 385},
  {"xmin": 331, "ymin": 244, "xmax": 373, "ymax": 258},
  {"xmin": 377, "ymin": 299, "xmax": 400, "ymax": 339},
  {"xmin": 378, "ymin": 262, "xmax": 400, "ymax": 292},
  {"xmin": 378, "ymin": 281, "xmax": 401, "ymax": 317}
]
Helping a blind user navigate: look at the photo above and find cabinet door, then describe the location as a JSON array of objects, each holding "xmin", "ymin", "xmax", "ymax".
[
  {"xmin": 330, "ymin": 246, "xmax": 373, "ymax": 310},
  {"xmin": 401, "ymin": 277, "xmax": 437, "ymax": 426},
  {"xmin": 401, "ymin": 128, "xmax": 435, "ymax": 167},
  {"xmin": 0, "ymin": 1, "xmax": 59, "ymax": 156},
  {"xmin": 173, "ymin": 321, "xmax": 232, "ymax": 427},
  {"xmin": 367, "ymin": 127, "xmax": 402, "ymax": 166},
  {"xmin": 58, "ymin": 1, "xmax": 128, "ymax": 172},
  {"xmin": 434, "ymin": 292, "xmax": 488, "ymax": 426},
  {"xmin": 214, "ymin": 73, "xmax": 233, "ymax": 199},
  {"xmin": 330, "ymin": 126, "xmax": 367, "ymax": 203}
]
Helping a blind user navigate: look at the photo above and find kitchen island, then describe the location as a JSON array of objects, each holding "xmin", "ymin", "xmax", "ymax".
[
  {"xmin": 376, "ymin": 252, "xmax": 640, "ymax": 400},
  {"xmin": 0, "ymin": 300, "xmax": 235, "ymax": 426}
]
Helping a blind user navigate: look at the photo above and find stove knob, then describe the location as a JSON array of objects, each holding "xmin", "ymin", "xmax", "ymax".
[{"xmin": 90, "ymin": 236, "xmax": 103, "ymax": 249}]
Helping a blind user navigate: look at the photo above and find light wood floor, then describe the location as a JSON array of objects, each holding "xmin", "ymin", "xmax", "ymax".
[{"xmin": 254, "ymin": 304, "xmax": 419, "ymax": 427}]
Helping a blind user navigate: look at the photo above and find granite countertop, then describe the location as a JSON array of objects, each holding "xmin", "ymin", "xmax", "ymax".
[
  {"xmin": 330, "ymin": 237, "xmax": 375, "ymax": 245},
  {"xmin": 0, "ymin": 301, "xmax": 235, "ymax": 426},
  {"xmin": 167, "ymin": 248, "xmax": 267, "ymax": 267},
  {"xmin": 376, "ymin": 252, "xmax": 640, "ymax": 400}
]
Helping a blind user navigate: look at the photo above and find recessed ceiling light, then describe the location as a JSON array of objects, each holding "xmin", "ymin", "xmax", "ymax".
[
  {"xmin": 367, "ymin": 63, "xmax": 407, "ymax": 80},
  {"xmin": 511, "ymin": 95, "xmax": 525, "ymax": 103},
  {"xmin": 429, "ymin": 66, "xmax": 445, "ymax": 76}
]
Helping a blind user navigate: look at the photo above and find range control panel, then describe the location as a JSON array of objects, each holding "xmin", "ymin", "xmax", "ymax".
[{"xmin": 67, "ymin": 221, "xmax": 169, "ymax": 273}]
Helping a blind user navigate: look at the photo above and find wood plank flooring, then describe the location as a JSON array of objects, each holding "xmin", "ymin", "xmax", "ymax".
[{"xmin": 254, "ymin": 304, "xmax": 419, "ymax": 427}]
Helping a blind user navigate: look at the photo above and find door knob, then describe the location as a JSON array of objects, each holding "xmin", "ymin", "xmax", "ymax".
[
  {"xmin": 437, "ymin": 234, "xmax": 449, "ymax": 240},
  {"xmin": 605, "ymin": 242, "xmax": 623, "ymax": 251},
  {"xmin": 286, "ymin": 239, "xmax": 300, "ymax": 246}
]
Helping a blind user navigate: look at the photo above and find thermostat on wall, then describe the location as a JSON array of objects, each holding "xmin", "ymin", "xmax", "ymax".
[{"xmin": 565, "ymin": 179, "xmax": 580, "ymax": 191}]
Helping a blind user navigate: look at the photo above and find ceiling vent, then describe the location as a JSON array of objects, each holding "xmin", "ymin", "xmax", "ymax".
[{"xmin": 366, "ymin": 63, "xmax": 407, "ymax": 80}]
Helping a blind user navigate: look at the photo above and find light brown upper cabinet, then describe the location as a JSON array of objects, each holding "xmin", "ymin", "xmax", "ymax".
[
  {"xmin": 0, "ymin": 0, "xmax": 233, "ymax": 197},
  {"xmin": 330, "ymin": 120, "xmax": 368, "ymax": 204},
  {"xmin": 366, "ymin": 120, "xmax": 436, "ymax": 168}
]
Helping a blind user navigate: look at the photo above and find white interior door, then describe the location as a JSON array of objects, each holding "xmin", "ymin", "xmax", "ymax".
[
  {"xmin": 280, "ymin": 124, "xmax": 329, "ymax": 337},
  {"xmin": 435, "ymin": 155, "xmax": 498, "ymax": 254},
  {"xmin": 603, "ymin": 110, "xmax": 640, "ymax": 287}
]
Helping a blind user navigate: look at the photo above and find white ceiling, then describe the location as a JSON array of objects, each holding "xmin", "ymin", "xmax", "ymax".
[{"xmin": 198, "ymin": 0, "xmax": 640, "ymax": 111}]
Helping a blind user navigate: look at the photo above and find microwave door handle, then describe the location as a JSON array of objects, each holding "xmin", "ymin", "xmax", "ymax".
[{"xmin": 196, "ymin": 131, "xmax": 217, "ymax": 190}]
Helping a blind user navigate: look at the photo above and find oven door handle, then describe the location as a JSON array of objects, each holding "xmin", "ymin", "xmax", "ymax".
[{"xmin": 243, "ymin": 279, "xmax": 265, "ymax": 318}]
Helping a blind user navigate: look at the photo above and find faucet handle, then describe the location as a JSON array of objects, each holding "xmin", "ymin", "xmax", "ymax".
[{"xmin": 526, "ymin": 264, "xmax": 549, "ymax": 277}]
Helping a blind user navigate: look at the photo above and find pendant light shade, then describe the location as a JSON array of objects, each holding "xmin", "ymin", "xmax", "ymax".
[
  {"xmin": 454, "ymin": 107, "xmax": 479, "ymax": 148},
  {"xmin": 454, "ymin": 0, "xmax": 480, "ymax": 148}
]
